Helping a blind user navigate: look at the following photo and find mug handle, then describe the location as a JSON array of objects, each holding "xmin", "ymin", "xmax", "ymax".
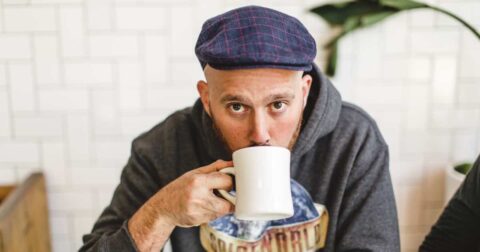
[{"xmin": 217, "ymin": 167, "xmax": 236, "ymax": 205}]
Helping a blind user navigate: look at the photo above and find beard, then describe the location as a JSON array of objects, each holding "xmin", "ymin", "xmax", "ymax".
[
  {"xmin": 209, "ymin": 104, "xmax": 304, "ymax": 154},
  {"xmin": 287, "ymin": 113, "xmax": 303, "ymax": 150}
]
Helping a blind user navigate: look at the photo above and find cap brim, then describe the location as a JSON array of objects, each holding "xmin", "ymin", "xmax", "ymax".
[{"xmin": 206, "ymin": 62, "xmax": 313, "ymax": 72}]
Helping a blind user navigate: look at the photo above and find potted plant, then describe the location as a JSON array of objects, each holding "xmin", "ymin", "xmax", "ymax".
[{"xmin": 444, "ymin": 162, "xmax": 473, "ymax": 203}]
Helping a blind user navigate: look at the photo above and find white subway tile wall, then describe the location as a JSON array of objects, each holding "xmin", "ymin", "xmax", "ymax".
[
  {"xmin": 34, "ymin": 35, "xmax": 62, "ymax": 85},
  {"xmin": 59, "ymin": 7, "xmax": 87, "ymax": 57},
  {"xmin": 4, "ymin": 7, "xmax": 56, "ymax": 32},
  {"xmin": 0, "ymin": 1, "xmax": 479, "ymax": 252},
  {"xmin": 0, "ymin": 35, "xmax": 31, "ymax": 59}
]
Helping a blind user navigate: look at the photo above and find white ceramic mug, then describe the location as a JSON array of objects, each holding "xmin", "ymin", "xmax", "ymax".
[{"xmin": 218, "ymin": 146, "xmax": 294, "ymax": 221}]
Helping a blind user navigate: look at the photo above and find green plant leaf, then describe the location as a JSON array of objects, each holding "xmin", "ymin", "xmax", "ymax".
[
  {"xmin": 326, "ymin": 42, "xmax": 338, "ymax": 76},
  {"xmin": 310, "ymin": 0, "xmax": 480, "ymax": 77},
  {"xmin": 454, "ymin": 162, "xmax": 473, "ymax": 175},
  {"xmin": 360, "ymin": 10, "xmax": 396, "ymax": 26},
  {"xmin": 321, "ymin": 10, "xmax": 396, "ymax": 77},
  {"xmin": 310, "ymin": 0, "xmax": 394, "ymax": 25},
  {"xmin": 343, "ymin": 16, "xmax": 361, "ymax": 32},
  {"xmin": 380, "ymin": 0, "xmax": 427, "ymax": 9},
  {"xmin": 329, "ymin": 11, "xmax": 396, "ymax": 41}
]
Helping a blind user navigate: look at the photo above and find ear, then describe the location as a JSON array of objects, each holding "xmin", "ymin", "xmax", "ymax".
[
  {"xmin": 197, "ymin": 80, "xmax": 211, "ymax": 116},
  {"xmin": 301, "ymin": 74, "xmax": 312, "ymax": 108}
]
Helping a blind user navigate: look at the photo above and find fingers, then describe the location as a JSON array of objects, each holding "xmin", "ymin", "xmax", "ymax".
[
  {"xmin": 205, "ymin": 172, "xmax": 233, "ymax": 190},
  {"xmin": 204, "ymin": 196, "xmax": 235, "ymax": 217},
  {"xmin": 169, "ymin": 160, "xmax": 235, "ymax": 226},
  {"xmin": 195, "ymin": 159, "xmax": 233, "ymax": 174}
]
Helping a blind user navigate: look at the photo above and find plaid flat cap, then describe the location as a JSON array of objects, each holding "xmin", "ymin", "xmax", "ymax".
[{"xmin": 195, "ymin": 5, "xmax": 316, "ymax": 71}]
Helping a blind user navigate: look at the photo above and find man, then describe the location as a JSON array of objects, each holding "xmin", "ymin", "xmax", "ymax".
[
  {"xmin": 81, "ymin": 5, "xmax": 400, "ymax": 252},
  {"xmin": 420, "ymin": 154, "xmax": 480, "ymax": 252}
]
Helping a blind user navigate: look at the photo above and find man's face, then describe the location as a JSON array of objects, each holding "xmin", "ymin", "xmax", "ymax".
[{"xmin": 197, "ymin": 66, "xmax": 312, "ymax": 153}]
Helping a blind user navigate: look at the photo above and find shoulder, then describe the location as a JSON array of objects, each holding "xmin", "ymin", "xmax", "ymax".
[
  {"xmin": 131, "ymin": 107, "xmax": 194, "ymax": 154},
  {"xmin": 335, "ymin": 102, "xmax": 387, "ymax": 148}
]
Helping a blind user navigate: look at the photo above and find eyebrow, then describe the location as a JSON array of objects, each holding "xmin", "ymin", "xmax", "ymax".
[
  {"xmin": 219, "ymin": 92, "xmax": 295, "ymax": 104},
  {"xmin": 220, "ymin": 94, "xmax": 250, "ymax": 104},
  {"xmin": 263, "ymin": 92, "xmax": 295, "ymax": 103}
]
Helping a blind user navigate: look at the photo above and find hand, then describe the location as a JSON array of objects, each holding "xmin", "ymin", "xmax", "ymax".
[
  {"xmin": 154, "ymin": 159, "xmax": 235, "ymax": 227},
  {"xmin": 128, "ymin": 160, "xmax": 234, "ymax": 251}
]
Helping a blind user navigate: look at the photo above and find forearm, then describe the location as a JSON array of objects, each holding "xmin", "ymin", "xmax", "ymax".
[
  {"xmin": 128, "ymin": 196, "xmax": 176, "ymax": 252},
  {"xmin": 80, "ymin": 221, "xmax": 140, "ymax": 252}
]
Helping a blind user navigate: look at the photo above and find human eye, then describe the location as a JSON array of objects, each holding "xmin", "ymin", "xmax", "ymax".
[
  {"xmin": 228, "ymin": 103, "xmax": 246, "ymax": 113},
  {"xmin": 271, "ymin": 101, "xmax": 287, "ymax": 113}
]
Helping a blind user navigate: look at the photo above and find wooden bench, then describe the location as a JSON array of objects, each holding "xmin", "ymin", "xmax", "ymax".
[{"xmin": 0, "ymin": 173, "xmax": 51, "ymax": 252}]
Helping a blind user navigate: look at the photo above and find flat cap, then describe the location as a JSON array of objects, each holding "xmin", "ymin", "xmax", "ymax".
[{"xmin": 195, "ymin": 6, "xmax": 316, "ymax": 71}]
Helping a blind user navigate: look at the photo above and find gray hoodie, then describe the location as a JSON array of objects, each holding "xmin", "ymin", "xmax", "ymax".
[{"xmin": 80, "ymin": 64, "xmax": 400, "ymax": 252}]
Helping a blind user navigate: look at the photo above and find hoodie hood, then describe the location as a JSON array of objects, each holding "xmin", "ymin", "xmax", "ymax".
[
  {"xmin": 292, "ymin": 63, "xmax": 342, "ymax": 160},
  {"xmin": 191, "ymin": 63, "xmax": 342, "ymax": 162}
]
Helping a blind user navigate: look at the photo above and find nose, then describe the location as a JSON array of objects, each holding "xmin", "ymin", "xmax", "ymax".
[{"xmin": 249, "ymin": 111, "xmax": 271, "ymax": 146}]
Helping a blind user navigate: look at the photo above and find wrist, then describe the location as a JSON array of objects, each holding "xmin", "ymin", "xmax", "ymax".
[{"xmin": 128, "ymin": 196, "xmax": 175, "ymax": 251}]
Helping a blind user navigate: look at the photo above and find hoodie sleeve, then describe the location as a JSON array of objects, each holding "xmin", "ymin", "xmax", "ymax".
[
  {"xmin": 79, "ymin": 138, "xmax": 163, "ymax": 252},
  {"xmin": 335, "ymin": 134, "xmax": 400, "ymax": 251},
  {"xmin": 419, "ymin": 155, "xmax": 480, "ymax": 252}
]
